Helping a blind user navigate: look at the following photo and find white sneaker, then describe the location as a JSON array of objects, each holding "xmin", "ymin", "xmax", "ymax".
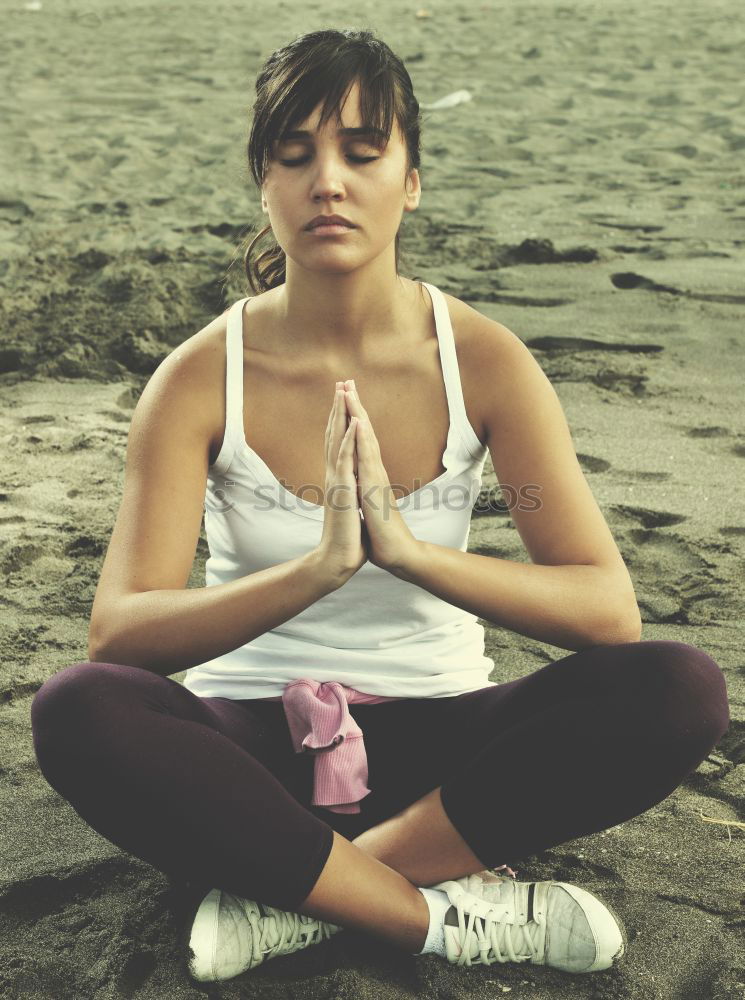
[
  {"xmin": 430, "ymin": 872, "xmax": 627, "ymax": 973},
  {"xmin": 187, "ymin": 888, "xmax": 343, "ymax": 982}
]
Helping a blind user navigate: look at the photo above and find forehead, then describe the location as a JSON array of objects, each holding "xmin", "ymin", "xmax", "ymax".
[
  {"xmin": 299, "ymin": 78, "xmax": 364, "ymax": 131},
  {"xmin": 279, "ymin": 79, "xmax": 400, "ymax": 143}
]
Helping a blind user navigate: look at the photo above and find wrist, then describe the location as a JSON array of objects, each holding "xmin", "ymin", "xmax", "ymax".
[
  {"xmin": 305, "ymin": 548, "xmax": 355, "ymax": 592},
  {"xmin": 389, "ymin": 540, "xmax": 427, "ymax": 583}
]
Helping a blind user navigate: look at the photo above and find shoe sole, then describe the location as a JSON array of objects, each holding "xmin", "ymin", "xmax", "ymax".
[
  {"xmin": 592, "ymin": 891, "xmax": 628, "ymax": 964},
  {"xmin": 188, "ymin": 888, "xmax": 223, "ymax": 982}
]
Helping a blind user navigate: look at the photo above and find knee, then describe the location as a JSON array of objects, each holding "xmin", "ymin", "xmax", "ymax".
[
  {"xmin": 33, "ymin": 660, "xmax": 102, "ymax": 720},
  {"xmin": 630, "ymin": 640, "xmax": 730, "ymax": 752},
  {"xmin": 31, "ymin": 661, "xmax": 123, "ymax": 743}
]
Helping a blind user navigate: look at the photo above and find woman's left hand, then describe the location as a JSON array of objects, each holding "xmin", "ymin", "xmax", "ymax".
[{"xmin": 342, "ymin": 379, "xmax": 422, "ymax": 576}]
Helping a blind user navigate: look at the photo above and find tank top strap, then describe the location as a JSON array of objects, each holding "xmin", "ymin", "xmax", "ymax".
[
  {"xmin": 209, "ymin": 297, "xmax": 251, "ymax": 477},
  {"xmin": 420, "ymin": 281, "xmax": 484, "ymax": 460}
]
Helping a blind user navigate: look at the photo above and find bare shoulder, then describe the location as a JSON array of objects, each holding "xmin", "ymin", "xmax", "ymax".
[
  {"xmin": 169, "ymin": 307, "xmax": 229, "ymax": 380},
  {"xmin": 438, "ymin": 290, "xmax": 520, "ymax": 445},
  {"xmin": 441, "ymin": 290, "xmax": 519, "ymax": 355},
  {"xmin": 152, "ymin": 307, "xmax": 230, "ymax": 459}
]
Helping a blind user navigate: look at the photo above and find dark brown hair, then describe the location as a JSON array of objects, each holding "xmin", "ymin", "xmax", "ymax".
[{"xmin": 238, "ymin": 28, "xmax": 422, "ymax": 295}]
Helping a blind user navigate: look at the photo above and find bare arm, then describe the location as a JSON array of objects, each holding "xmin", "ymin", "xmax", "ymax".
[
  {"xmin": 88, "ymin": 326, "xmax": 344, "ymax": 678},
  {"xmin": 393, "ymin": 547, "xmax": 640, "ymax": 651},
  {"xmin": 92, "ymin": 550, "xmax": 341, "ymax": 677},
  {"xmin": 390, "ymin": 313, "xmax": 641, "ymax": 650}
]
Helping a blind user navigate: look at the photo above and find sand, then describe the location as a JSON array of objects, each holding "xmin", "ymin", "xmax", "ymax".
[{"xmin": 1, "ymin": 0, "xmax": 744, "ymax": 996}]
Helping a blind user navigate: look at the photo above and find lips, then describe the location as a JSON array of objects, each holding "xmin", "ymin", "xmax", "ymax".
[{"xmin": 306, "ymin": 215, "xmax": 355, "ymax": 230}]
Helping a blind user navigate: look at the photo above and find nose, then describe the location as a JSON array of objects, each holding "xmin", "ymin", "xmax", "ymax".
[{"xmin": 308, "ymin": 151, "xmax": 348, "ymax": 202}]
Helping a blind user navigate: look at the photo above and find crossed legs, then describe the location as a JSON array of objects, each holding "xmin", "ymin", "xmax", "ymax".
[
  {"xmin": 297, "ymin": 640, "xmax": 730, "ymax": 949},
  {"xmin": 30, "ymin": 641, "xmax": 730, "ymax": 955}
]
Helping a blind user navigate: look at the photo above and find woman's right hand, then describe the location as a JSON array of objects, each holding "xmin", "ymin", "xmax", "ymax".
[{"xmin": 315, "ymin": 383, "xmax": 368, "ymax": 585}]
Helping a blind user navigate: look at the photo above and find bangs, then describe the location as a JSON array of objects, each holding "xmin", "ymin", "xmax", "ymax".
[{"xmin": 251, "ymin": 57, "xmax": 398, "ymax": 184}]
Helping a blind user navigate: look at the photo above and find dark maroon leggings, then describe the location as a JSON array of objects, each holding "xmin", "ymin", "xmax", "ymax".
[{"xmin": 30, "ymin": 640, "xmax": 729, "ymax": 912}]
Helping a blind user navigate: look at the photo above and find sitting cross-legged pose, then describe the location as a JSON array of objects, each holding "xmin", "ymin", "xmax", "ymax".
[{"xmin": 31, "ymin": 27, "xmax": 730, "ymax": 986}]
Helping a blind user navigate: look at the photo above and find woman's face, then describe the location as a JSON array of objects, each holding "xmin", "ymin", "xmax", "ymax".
[{"xmin": 260, "ymin": 78, "xmax": 420, "ymax": 272}]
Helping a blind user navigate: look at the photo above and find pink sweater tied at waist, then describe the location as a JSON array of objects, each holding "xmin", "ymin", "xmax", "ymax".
[{"xmin": 261, "ymin": 680, "xmax": 402, "ymax": 814}]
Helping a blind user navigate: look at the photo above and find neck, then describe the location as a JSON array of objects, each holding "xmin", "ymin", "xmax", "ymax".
[{"xmin": 270, "ymin": 257, "xmax": 421, "ymax": 363}]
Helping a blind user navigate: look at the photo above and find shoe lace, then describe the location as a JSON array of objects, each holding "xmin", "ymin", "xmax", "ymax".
[
  {"xmin": 245, "ymin": 903, "xmax": 340, "ymax": 962},
  {"xmin": 451, "ymin": 893, "xmax": 547, "ymax": 967}
]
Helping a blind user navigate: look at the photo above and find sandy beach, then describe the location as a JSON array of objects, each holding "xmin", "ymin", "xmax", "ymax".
[{"xmin": 1, "ymin": 0, "xmax": 743, "ymax": 996}]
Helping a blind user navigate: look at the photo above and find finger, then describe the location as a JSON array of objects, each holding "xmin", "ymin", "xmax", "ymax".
[
  {"xmin": 335, "ymin": 393, "xmax": 350, "ymax": 463},
  {"xmin": 326, "ymin": 389, "xmax": 337, "ymax": 433},
  {"xmin": 325, "ymin": 389, "xmax": 335, "ymax": 464},
  {"xmin": 335, "ymin": 389, "xmax": 348, "ymax": 438},
  {"xmin": 337, "ymin": 418, "xmax": 357, "ymax": 469},
  {"xmin": 355, "ymin": 417, "xmax": 374, "ymax": 463},
  {"xmin": 327, "ymin": 389, "xmax": 343, "ymax": 465},
  {"xmin": 327, "ymin": 388, "xmax": 340, "ymax": 435},
  {"xmin": 346, "ymin": 388, "xmax": 367, "ymax": 417},
  {"xmin": 356, "ymin": 415, "xmax": 377, "ymax": 453},
  {"xmin": 344, "ymin": 389, "xmax": 361, "ymax": 417}
]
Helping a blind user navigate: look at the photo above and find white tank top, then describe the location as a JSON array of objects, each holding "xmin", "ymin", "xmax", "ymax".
[{"xmin": 182, "ymin": 281, "xmax": 496, "ymax": 700}]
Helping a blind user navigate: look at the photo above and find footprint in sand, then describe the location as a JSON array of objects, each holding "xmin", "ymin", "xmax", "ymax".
[
  {"xmin": 525, "ymin": 335, "xmax": 663, "ymax": 354},
  {"xmin": 525, "ymin": 336, "xmax": 664, "ymax": 399},
  {"xmin": 577, "ymin": 453, "xmax": 611, "ymax": 473},
  {"xmin": 615, "ymin": 469, "xmax": 671, "ymax": 482},
  {"xmin": 610, "ymin": 271, "xmax": 745, "ymax": 305},
  {"xmin": 685, "ymin": 426, "xmax": 731, "ymax": 438},
  {"xmin": 620, "ymin": 531, "xmax": 738, "ymax": 625},
  {"xmin": 609, "ymin": 504, "xmax": 687, "ymax": 529},
  {"xmin": 0, "ymin": 541, "xmax": 46, "ymax": 576}
]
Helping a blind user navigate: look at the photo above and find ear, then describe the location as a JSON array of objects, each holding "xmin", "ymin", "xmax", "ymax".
[{"xmin": 404, "ymin": 168, "xmax": 421, "ymax": 214}]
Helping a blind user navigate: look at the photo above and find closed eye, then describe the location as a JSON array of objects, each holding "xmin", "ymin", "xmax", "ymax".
[{"xmin": 279, "ymin": 155, "xmax": 379, "ymax": 166}]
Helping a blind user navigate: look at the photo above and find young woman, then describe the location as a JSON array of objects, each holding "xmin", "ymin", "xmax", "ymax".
[{"xmin": 31, "ymin": 28, "xmax": 729, "ymax": 985}]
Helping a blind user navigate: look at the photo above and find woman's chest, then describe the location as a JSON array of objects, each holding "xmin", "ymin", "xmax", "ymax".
[
  {"xmin": 243, "ymin": 345, "xmax": 450, "ymax": 501},
  {"xmin": 209, "ymin": 299, "xmax": 487, "ymax": 501}
]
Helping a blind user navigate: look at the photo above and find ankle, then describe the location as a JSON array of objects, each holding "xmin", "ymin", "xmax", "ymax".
[
  {"xmin": 413, "ymin": 887, "xmax": 451, "ymax": 956},
  {"xmin": 407, "ymin": 884, "xmax": 434, "ymax": 953},
  {"xmin": 295, "ymin": 831, "xmax": 433, "ymax": 954}
]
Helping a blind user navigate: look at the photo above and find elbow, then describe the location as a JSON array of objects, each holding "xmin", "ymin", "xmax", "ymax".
[
  {"xmin": 612, "ymin": 614, "xmax": 643, "ymax": 646},
  {"xmin": 88, "ymin": 597, "xmax": 130, "ymax": 665},
  {"xmin": 88, "ymin": 637, "xmax": 106, "ymax": 664},
  {"xmin": 88, "ymin": 630, "xmax": 101, "ymax": 664},
  {"xmin": 591, "ymin": 601, "xmax": 643, "ymax": 647},
  {"xmin": 88, "ymin": 643, "xmax": 109, "ymax": 664},
  {"xmin": 88, "ymin": 617, "xmax": 114, "ymax": 664},
  {"xmin": 620, "ymin": 594, "xmax": 643, "ymax": 644}
]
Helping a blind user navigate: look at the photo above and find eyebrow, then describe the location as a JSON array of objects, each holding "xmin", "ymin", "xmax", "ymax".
[{"xmin": 275, "ymin": 126, "xmax": 387, "ymax": 142}]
